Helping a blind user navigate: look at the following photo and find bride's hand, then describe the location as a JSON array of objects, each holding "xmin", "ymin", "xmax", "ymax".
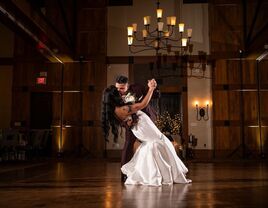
[{"xmin": 148, "ymin": 79, "xmax": 157, "ymax": 89}]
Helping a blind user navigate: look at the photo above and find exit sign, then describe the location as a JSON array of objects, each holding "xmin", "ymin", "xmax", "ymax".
[{"xmin": 36, "ymin": 77, "xmax": 47, "ymax": 85}]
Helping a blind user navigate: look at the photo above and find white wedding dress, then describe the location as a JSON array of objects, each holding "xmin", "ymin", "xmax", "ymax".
[{"xmin": 121, "ymin": 111, "xmax": 192, "ymax": 186}]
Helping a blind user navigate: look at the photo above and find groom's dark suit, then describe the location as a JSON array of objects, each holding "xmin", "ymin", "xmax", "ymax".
[{"xmin": 121, "ymin": 83, "xmax": 160, "ymax": 167}]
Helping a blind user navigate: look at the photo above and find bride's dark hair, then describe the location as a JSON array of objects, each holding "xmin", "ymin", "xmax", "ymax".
[{"xmin": 101, "ymin": 85, "xmax": 125, "ymax": 143}]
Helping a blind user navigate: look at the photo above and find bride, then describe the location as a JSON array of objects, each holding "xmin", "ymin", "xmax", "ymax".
[{"xmin": 102, "ymin": 79, "xmax": 191, "ymax": 186}]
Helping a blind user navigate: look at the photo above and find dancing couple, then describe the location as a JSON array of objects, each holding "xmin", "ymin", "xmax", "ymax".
[{"xmin": 102, "ymin": 76, "xmax": 191, "ymax": 186}]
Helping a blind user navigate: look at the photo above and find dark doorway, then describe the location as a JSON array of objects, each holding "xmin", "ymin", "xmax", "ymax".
[
  {"xmin": 30, "ymin": 92, "xmax": 52, "ymax": 129},
  {"xmin": 159, "ymin": 93, "xmax": 181, "ymax": 116},
  {"xmin": 30, "ymin": 92, "xmax": 52, "ymax": 157}
]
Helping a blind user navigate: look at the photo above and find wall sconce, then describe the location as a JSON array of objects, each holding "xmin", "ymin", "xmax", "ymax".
[{"xmin": 195, "ymin": 101, "xmax": 209, "ymax": 121}]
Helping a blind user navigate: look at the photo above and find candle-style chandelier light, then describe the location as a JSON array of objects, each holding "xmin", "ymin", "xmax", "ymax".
[{"xmin": 127, "ymin": 0, "xmax": 193, "ymax": 56}]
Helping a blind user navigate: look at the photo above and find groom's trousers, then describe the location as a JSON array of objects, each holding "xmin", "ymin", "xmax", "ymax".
[{"xmin": 121, "ymin": 128, "xmax": 136, "ymax": 166}]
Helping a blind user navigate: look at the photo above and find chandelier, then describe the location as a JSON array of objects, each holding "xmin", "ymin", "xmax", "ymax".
[{"xmin": 127, "ymin": 0, "xmax": 193, "ymax": 56}]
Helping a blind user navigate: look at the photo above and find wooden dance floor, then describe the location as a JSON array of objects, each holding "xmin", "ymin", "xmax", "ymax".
[{"xmin": 0, "ymin": 159, "xmax": 268, "ymax": 207}]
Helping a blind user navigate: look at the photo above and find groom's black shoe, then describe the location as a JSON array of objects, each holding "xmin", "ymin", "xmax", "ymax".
[{"xmin": 121, "ymin": 174, "xmax": 127, "ymax": 182}]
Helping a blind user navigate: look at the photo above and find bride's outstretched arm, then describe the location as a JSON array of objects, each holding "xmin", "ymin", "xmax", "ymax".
[{"xmin": 130, "ymin": 79, "xmax": 156, "ymax": 113}]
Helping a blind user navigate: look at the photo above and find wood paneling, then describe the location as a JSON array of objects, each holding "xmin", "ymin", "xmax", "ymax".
[
  {"xmin": 209, "ymin": 1, "xmax": 268, "ymax": 57},
  {"xmin": 214, "ymin": 126, "xmax": 240, "ymax": 150},
  {"xmin": 11, "ymin": 0, "xmax": 107, "ymax": 158},
  {"xmin": 242, "ymin": 61, "xmax": 256, "ymax": 84},
  {"xmin": 78, "ymin": 8, "xmax": 106, "ymax": 31},
  {"xmin": 262, "ymin": 127, "xmax": 268, "ymax": 155},
  {"xmin": 260, "ymin": 61, "xmax": 268, "ymax": 86},
  {"xmin": 45, "ymin": 63, "xmax": 62, "ymax": 88},
  {"xmin": 12, "ymin": 60, "xmax": 106, "ymax": 157},
  {"xmin": 63, "ymin": 93, "xmax": 81, "ymax": 121},
  {"xmin": 76, "ymin": 2, "xmax": 107, "ymax": 60},
  {"xmin": 209, "ymin": 3, "xmax": 242, "ymax": 56},
  {"xmin": 261, "ymin": 92, "xmax": 268, "ymax": 119},
  {"xmin": 244, "ymin": 127, "xmax": 260, "ymax": 151},
  {"xmin": 243, "ymin": 91, "xmax": 257, "ymax": 121},
  {"xmin": 82, "ymin": 127, "xmax": 105, "ymax": 157},
  {"xmin": 213, "ymin": 58, "xmax": 268, "ymax": 158},
  {"xmin": 63, "ymin": 64, "xmax": 81, "ymax": 89},
  {"xmin": 228, "ymin": 91, "xmax": 241, "ymax": 120},
  {"xmin": 214, "ymin": 60, "xmax": 228, "ymax": 84},
  {"xmin": 78, "ymin": 31, "xmax": 106, "ymax": 58},
  {"xmin": 213, "ymin": 91, "xmax": 229, "ymax": 120}
]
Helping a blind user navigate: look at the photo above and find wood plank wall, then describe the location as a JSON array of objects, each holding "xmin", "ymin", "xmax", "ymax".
[
  {"xmin": 49, "ymin": 62, "xmax": 106, "ymax": 157},
  {"xmin": 209, "ymin": 0, "xmax": 242, "ymax": 58},
  {"xmin": 209, "ymin": 0, "xmax": 268, "ymax": 55},
  {"xmin": 76, "ymin": 0, "xmax": 107, "ymax": 158},
  {"xmin": 11, "ymin": 0, "xmax": 107, "ymax": 158},
  {"xmin": 213, "ymin": 59, "xmax": 268, "ymax": 158},
  {"xmin": 210, "ymin": 0, "xmax": 268, "ymax": 158}
]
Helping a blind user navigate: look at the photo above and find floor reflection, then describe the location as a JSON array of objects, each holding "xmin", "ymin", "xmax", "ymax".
[{"xmin": 122, "ymin": 184, "xmax": 191, "ymax": 208}]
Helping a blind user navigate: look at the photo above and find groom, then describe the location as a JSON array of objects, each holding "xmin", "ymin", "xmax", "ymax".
[{"xmin": 115, "ymin": 75, "xmax": 160, "ymax": 181}]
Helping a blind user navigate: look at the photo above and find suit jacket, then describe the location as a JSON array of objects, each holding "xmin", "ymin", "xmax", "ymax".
[{"xmin": 128, "ymin": 83, "xmax": 160, "ymax": 122}]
